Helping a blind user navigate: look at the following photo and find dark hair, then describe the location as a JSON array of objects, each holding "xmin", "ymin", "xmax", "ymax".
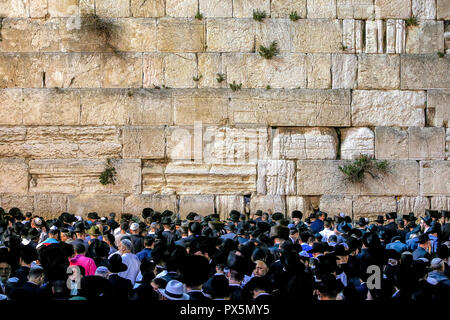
[
  {"xmin": 120, "ymin": 222, "xmax": 129, "ymax": 231},
  {"xmin": 144, "ymin": 236, "xmax": 155, "ymax": 247},
  {"xmin": 151, "ymin": 277, "xmax": 167, "ymax": 289},
  {"xmin": 20, "ymin": 245, "xmax": 38, "ymax": 264},
  {"xmin": 328, "ymin": 235, "xmax": 338, "ymax": 243},
  {"xmin": 230, "ymin": 269, "xmax": 244, "ymax": 282},
  {"xmin": 73, "ymin": 242, "xmax": 86, "ymax": 254},
  {"xmin": 28, "ymin": 267, "xmax": 44, "ymax": 279}
]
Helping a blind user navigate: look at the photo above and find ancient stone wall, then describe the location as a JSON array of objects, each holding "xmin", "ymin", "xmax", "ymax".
[{"xmin": 0, "ymin": 0, "xmax": 448, "ymax": 220}]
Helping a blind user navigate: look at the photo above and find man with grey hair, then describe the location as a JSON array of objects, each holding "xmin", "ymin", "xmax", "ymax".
[
  {"xmin": 427, "ymin": 258, "xmax": 449, "ymax": 285},
  {"xmin": 118, "ymin": 239, "xmax": 141, "ymax": 285}
]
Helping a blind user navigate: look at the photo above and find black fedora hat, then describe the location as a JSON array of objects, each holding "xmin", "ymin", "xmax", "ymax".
[
  {"xmin": 375, "ymin": 215, "xmax": 385, "ymax": 224},
  {"xmin": 161, "ymin": 216, "xmax": 172, "ymax": 225},
  {"xmin": 27, "ymin": 228, "xmax": 40, "ymax": 240},
  {"xmin": 291, "ymin": 210, "xmax": 303, "ymax": 219},
  {"xmin": 333, "ymin": 244, "xmax": 350, "ymax": 256},
  {"xmin": 348, "ymin": 228, "xmax": 363, "ymax": 239},
  {"xmin": 88, "ymin": 239, "xmax": 110, "ymax": 259},
  {"xmin": 386, "ymin": 212, "xmax": 397, "ymax": 220},
  {"xmin": 87, "ymin": 212, "xmax": 100, "ymax": 220},
  {"xmin": 356, "ymin": 217, "xmax": 368, "ymax": 226},
  {"xmin": 269, "ymin": 225, "xmax": 289, "ymax": 240},
  {"xmin": 362, "ymin": 232, "xmax": 381, "ymax": 248},
  {"xmin": 336, "ymin": 221, "xmax": 351, "ymax": 234},
  {"xmin": 420, "ymin": 215, "xmax": 433, "ymax": 226},
  {"xmin": 106, "ymin": 254, "xmax": 128, "ymax": 273},
  {"xmin": 73, "ymin": 221, "xmax": 86, "ymax": 233},
  {"xmin": 307, "ymin": 242, "xmax": 324, "ymax": 254}
]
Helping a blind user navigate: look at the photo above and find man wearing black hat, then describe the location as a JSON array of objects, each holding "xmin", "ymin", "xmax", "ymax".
[
  {"xmin": 441, "ymin": 210, "xmax": 450, "ymax": 241},
  {"xmin": 310, "ymin": 212, "xmax": 326, "ymax": 234},
  {"xmin": 106, "ymin": 254, "xmax": 133, "ymax": 299},
  {"xmin": 87, "ymin": 212, "xmax": 100, "ymax": 225},
  {"xmin": 413, "ymin": 234, "xmax": 431, "ymax": 261}
]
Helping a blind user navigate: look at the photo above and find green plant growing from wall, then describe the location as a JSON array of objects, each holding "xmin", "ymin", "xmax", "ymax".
[
  {"xmin": 195, "ymin": 10, "xmax": 203, "ymax": 20},
  {"xmin": 216, "ymin": 73, "xmax": 225, "ymax": 83},
  {"xmin": 229, "ymin": 81, "xmax": 242, "ymax": 91},
  {"xmin": 437, "ymin": 51, "xmax": 445, "ymax": 57},
  {"xmin": 193, "ymin": 74, "xmax": 202, "ymax": 82},
  {"xmin": 99, "ymin": 158, "xmax": 117, "ymax": 185},
  {"xmin": 289, "ymin": 11, "xmax": 300, "ymax": 21},
  {"xmin": 340, "ymin": 43, "xmax": 348, "ymax": 51},
  {"xmin": 265, "ymin": 85, "xmax": 271, "ymax": 90},
  {"xmin": 81, "ymin": 13, "xmax": 120, "ymax": 54},
  {"xmin": 338, "ymin": 154, "xmax": 389, "ymax": 184},
  {"xmin": 259, "ymin": 41, "xmax": 279, "ymax": 59},
  {"xmin": 253, "ymin": 9, "xmax": 267, "ymax": 21},
  {"xmin": 405, "ymin": 16, "xmax": 418, "ymax": 27}
]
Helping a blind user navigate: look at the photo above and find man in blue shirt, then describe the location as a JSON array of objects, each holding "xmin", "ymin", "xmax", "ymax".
[
  {"xmin": 136, "ymin": 236, "xmax": 154, "ymax": 262},
  {"xmin": 310, "ymin": 212, "xmax": 326, "ymax": 234}
]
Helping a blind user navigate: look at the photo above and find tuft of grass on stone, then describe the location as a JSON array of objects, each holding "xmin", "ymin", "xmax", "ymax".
[
  {"xmin": 193, "ymin": 74, "xmax": 202, "ymax": 81},
  {"xmin": 195, "ymin": 10, "xmax": 203, "ymax": 20},
  {"xmin": 216, "ymin": 73, "xmax": 225, "ymax": 83},
  {"xmin": 437, "ymin": 51, "xmax": 445, "ymax": 57},
  {"xmin": 229, "ymin": 81, "xmax": 242, "ymax": 91},
  {"xmin": 405, "ymin": 15, "xmax": 418, "ymax": 27},
  {"xmin": 259, "ymin": 41, "xmax": 279, "ymax": 59},
  {"xmin": 289, "ymin": 11, "xmax": 300, "ymax": 21},
  {"xmin": 253, "ymin": 9, "xmax": 267, "ymax": 21},
  {"xmin": 265, "ymin": 85, "xmax": 271, "ymax": 90},
  {"xmin": 99, "ymin": 158, "xmax": 117, "ymax": 185},
  {"xmin": 338, "ymin": 154, "xmax": 389, "ymax": 184}
]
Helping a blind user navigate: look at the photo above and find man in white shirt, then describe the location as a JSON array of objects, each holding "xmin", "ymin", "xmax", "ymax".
[
  {"xmin": 118, "ymin": 239, "xmax": 141, "ymax": 286},
  {"xmin": 320, "ymin": 220, "xmax": 335, "ymax": 243}
]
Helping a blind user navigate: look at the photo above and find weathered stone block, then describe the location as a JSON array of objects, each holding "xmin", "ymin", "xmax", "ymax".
[
  {"xmin": 351, "ymin": 90, "xmax": 425, "ymax": 127},
  {"xmin": 408, "ymin": 127, "xmax": 445, "ymax": 160},
  {"xmin": 271, "ymin": 0, "xmax": 306, "ymax": 18},
  {"xmin": 0, "ymin": 195, "xmax": 34, "ymax": 213},
  {"xmin": 257, "ymin": 160, "xmax": 296, "ymax": 195},
  {"xmin": 0, "ymin": 127, "xmax": 26, "ymax": 157},
  {"xmin": 250, "ymin": 195, "xmax": 286, "ymax": 214},
  {"xmin": 272, "ymin": 127, "xmax": 338, "ymax": 160},
  {"xmin": 337, "ymin": 0, "xmax": 374, "ymax": 19},
  {"xmin": 319, "ymin": 195, "xmax": 353, "ymax": 216},
  {"xmin": 420, "ymin": 161, "xmax": 449, "ymax": 195},
  {"xmin": 229, "ymin": 89, "xmax": 350, "ymax": 126},
  {"xmin": 446, "ymin": 128, "xmax": 450, "ymax": 160},
  {"xmin": 340, "ymin": 127, "xmax": 375, "ymax": 160},
  {"xmin": 166, "ymin": 0, "xmax": 198, "ymax": 17},
  {"xmin": 0, "ymin": 54, "xmax": 44, "ymax": 88},
  {"xmin": 307, "ymin": 0, "xmax": 337, "ymax": 18},
  {"xmin": 254, "ymin": 20, "xmax": 293, "ymax": 52},
  {"xmin": 167, "ymin": 126, "xmax": 195, "ymax": 160},
  {"xmin": 123, "ymin": 194, "xmax": 177, "ymax": 214},
  {"xmin": 437, "ymin": 0, "xmax": 450, "ymax": 19},
  {"xmin": 179, "ymin": 195, "xmax": 215, "ymax": 218},
  {"xmin": 306, "ymin": 54, "xmax": 331, "ymax": 89},
  {"xmin": 331, "ymin": 54, "xmax": 357, "ymax": 89},
  {"xmin": 0, "ymin": 89, "xmax": 24, "ymax": 125},
  {"xmin": 215, "ymin": 195, "xmax": 245, "ymax": 220},
  {"xmin": 48, "ymin": 0, "xmax": 79, "ymax": 17},
  {"xmin": 164, "ymin": 53, "xmax": 197, "ymax": 88},
  {"xmin": 375, "ymin": 0, "xmax": 411, "ymax": 19},
  {"xmin": 122, "ymin": 126, "xmax": 166, "ymax": 159},
  {"xmin": 0, "ymin": 159, "xmax": 28, "ymax": 194},
  {"xmin": 109, "ymin": 18, "xmax": 158, "ymax": 52},
  {"xmin": 401, "ymin": 55, "xmax": 450, "ymax": 89},
  {"xmin": 143, "ymin": 53, "xmax": 164, "ymax": 87},
  {"xmin": 198, "ymin": 53, "xmax": 224, "ymax": 88},
  {"xmin": 353, "ymin": 196, "xmax": 397, "ymax": 220},
  {"xmin": 207, "ymin": 19, "xmax": 255, "ymax": 52},
  {"xmin": 96, "ymin": 0, "xmax": 130, "ymax": 17},
  {"xmin": 67, "ymin": 194, "xmax": 124, "ymax": 216},
  {"xmin": 141, "ymin": 162, "xmax": 167, "ymax": 194},
  {"xmin": 357, "ymin": 54, "xmax": 400, "ymax": 89},
  {"xmin": 397, "ymin": 196, "xmax": 430, "ymax": 215},
  {"xmin": 173, "ymin": 89, "xmax": 228, "ymax": 125},
  {"xmin": 157, "ymin": 18, "xmax": 205, "ymax": 52},
  {"xmin": 233, "ymin": 0, "xmax": 270, "ymax": 18},
  {"xmin": 406, "ymin": 21, "xmax": 444, "ymax": 54},
  {"xmin": 102, "ymin": 53, "xmax": 143, "ymax": 88},
  {"xmin": 131, "ymin": 0, "xmax": 165, "ymax": 17},
  {"xmin": 431, "ymin": 196, "xmax": 449, "ymax": 211},
  {"xmin": 375, "ymin": 127, "xmax": 409, "ymax": 160},
  {"xmin": 427, "ymin": 90, "xmax": 450, "ymax": 127},
  {"xmin": 0, "ymin": 0, "xmax": 29, "ymax": 17},
  {"xmin": 29, "ymin": 0, "xmax": 48, "ymax": 18},
  {"xmin": 34, "ymin": 194, "xmax": 68, "ymax": 218},
  {"xmin": 199, "ymin": 0, "xmax": 232, "ymax": 17},
  {"xmin": 286, "ymin": 196, "xmax": 313, "ymax": 217},
  {"xmin": 412, "ymin": 0, "xmax": 437, "ymax": 19},
  {"xmin": 292, "ymin": 20, "xmax": 342, "ymax": 53}
]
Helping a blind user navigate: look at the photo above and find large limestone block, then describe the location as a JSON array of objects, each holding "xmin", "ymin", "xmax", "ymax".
[
  {"xmin": 29, "ymin": 159, "xmax": 141, "ymax": 194},
  {"xmin": 375, "ymin": 127, "xmax": 409, "ymax": 160},
  {"xmin": 306, "ymin": 54, "xmax": 331, "ymax": 89},
  {"xmin": 319, "ymin": 195, "xmax": 353, "ymax": 216},
  {"xmin": 29, "ymin": 0, "xmax": 48, "ymax": 18},
  {"xmin": 233, "ymin": 0, "xmax": 271, "ymax": 18},
  {"xmin": 292, "ymin": 20, "xmax": 342, "ymax": 53},
  {"xmin": 254, "ymin": 19, "xmax": 293, "ymax": 53},
  {"xmin": 157, "ymin": 18, "xmax": 205, "ymax": 52},
  {"xmin": 332, "ymin": 54, "xmax": 357, "ymax": 89},
  {"xmin": 0, "ymin": 195, "xmax": 34, "ymax": 213},
  {"xmin": 0, "ymin": 127, "xmax": 26, "ymax": 157},
  {"xmin": 297, "ymin": 160, "xmax": 359, "ymax": 195},
  {"xmin": 207, "ymin": 19, "xmax": 255, "ymax": 52},
  {"xmin": 198, "ymin": 53, "xmax": 224, "ymax": 88},
  {"xmin": 412, "ymin": 0, "xmax": 437, "ymax": 19},
  {"xmin": 199, "ymin": 0, "xmax": 232, "ymax": 17},
  {"xmin": 123, "ymin": 194, "xmax": 177, "ymax": 214},
  {"xmin": 141, "ymin": 162, "xmax": 167, "ymax": 194},
  {"xmin": 80, "ymin": 89, "xmax": 172, "ymax": 126},
  {"xmin": 406, "ymin": 21, "xmax": 444, "ymax": 54},
  {"xmin": 401, "ymin": 55, "xmax": 450, "ymax": 89},
  {"xmin": 44, "ymin": 53, "xmax": 103, "ymax": 88},
  {"xmin": 353, "ymin": 196, "xmax": 397, "ymax": 220},
  {"xmin": 351, "ymin": 90, "xmax": 425, "ymax": 127},
  {"xmin": 122, "ymin": 126, "xmax": 166, "ymax": 159},
  {"xmin": 164, "ymin": 53, "xmax": 197, "ymax": 88},
  {"xmin": 0, "ymin": 53, "xmax": 44, "ymax": 88},
  {"xmin": 427, "ymin": 90, "xmax": 449, "ymax": 127},
  {"xmin": 250, "ymin": 195, "xmax": 286, "ymax": 214},
  {"xmin": 222, "ymin": 53, "xmax": 249, "ymax": 87},
  {"xmin": 397, "ymin": 196, "xmax": 430, "ymax": 215},
  {"xmin": 340, "ymin": 127, "xmax": 375, "ymax": 160},
  {"xmin": 215, "ymin": 195, "xmax": 245, "ymax": 220},
  {"xmin": 179, "ymin": 195, "xmax": 215, "ymax": 218},
  {"xmin": 167, "ymin": 126, "xmax": 195, "ymax": 160},
  {"xmin": 34, "ymin": 194, "xmax": 68, "ymax": 218},
  {"xmin": 229, "ymin": 89, "xmax": 350, "ymax": 126},
  {"xmin": 47, "ymin": 0, "xmax": 79, "ymax": 17},
  {"xmin": 357, "ymin": 54, "xmax": 400, "ymax": 89},
  {"xmin": 166, "ymin": 0, "xmax": 198, "ymax": 17},
  {"xmin": 108, "ymin": 18, "xmax": 158, "ymax": 52},
  {"xmin": 420, "ymin": 161, "xmax": 450, "ymax": 195},
  {"xmin": 337, "ymin": 0, "xmax": 374, "ymax": 19},
  {"xmin": 163, "ymin": 162, "xmax": 257, "ymax": 195},
  {"xmin": 437, "ymin": 0, "xmax": 450, "ymax": 19},
  {"xmin": 246, "ymin": 53, "xmax": 307, "ymax": 88},
  {"xmin": 131, "ymin": 0, "xmax": 165, "ymax": 17},
  {"xmin": 307, "ymin": 0, "xmax": 337, "ymax": 18},
  {"xmin": 0, "ymin": 0, "xmax": 29, "ymax": 17},
  {"xmin": 96, "ymin": 0, "xmax": 130, "ymax": 17},
  {"xmin": 408, "ymin": 127, "xmax": 445, "ymax": 160},
  {"xmin": 431, "ymin": 196, "xmax": 450, "ymax": 211},
  {"xmin": 271, "ymin": 0, "xmax": 306, "ymax": 18},
  {"xmin": 257, "ymin": 160, "xmax": 296, "ymax": 195},
  {"xmin": 375, "ymin": 0, "xmax": 411, "ymax": 19},
  {"xmin": 102, "ymin": 53, "xmax": 143, "ymax": 88},
  {"xmin": 67, "ymin": 194, "xmax": 124, "ymax": 217},
  {"xmin": 173, "ymin": 89, "xmax": 228, "ymax": 125},
  {"xmin": 286, "ymin": 196, "xmax": 313, "ymax": 217},
  {"xmin": 143, "ymin": 53, "xmax": 164, "ymax": 87},
  {"xmin": 24, "ymin": 126, "xmax": 121, "ymax": 158},
  {"xmin": 0, "ymin": 159, "xmax": 28, "ymax": 194},
  {"xmin": 272, "ymin": 127, "xmax": 338, "ymax": 160},
  {"xmin": 203, "ymin": 126, "xmax": 269, "ymax": 164},
  {"xmin": 0, "ymin": 89, "xmax": 25, "ymax": 125}
]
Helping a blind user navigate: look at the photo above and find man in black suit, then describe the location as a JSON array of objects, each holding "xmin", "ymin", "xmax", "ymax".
[
  {"xmin": 106, "ymin": 254, "xmax": 133, "ymax": 299},
  {"xmin": 10, "ymin": 267, "xmax": 49, "ymax": 301}
]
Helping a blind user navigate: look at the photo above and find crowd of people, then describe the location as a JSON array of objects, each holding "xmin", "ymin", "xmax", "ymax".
[{"xmin": 0, "ymin": 206, "xmax": 449, "ymax": 302}]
